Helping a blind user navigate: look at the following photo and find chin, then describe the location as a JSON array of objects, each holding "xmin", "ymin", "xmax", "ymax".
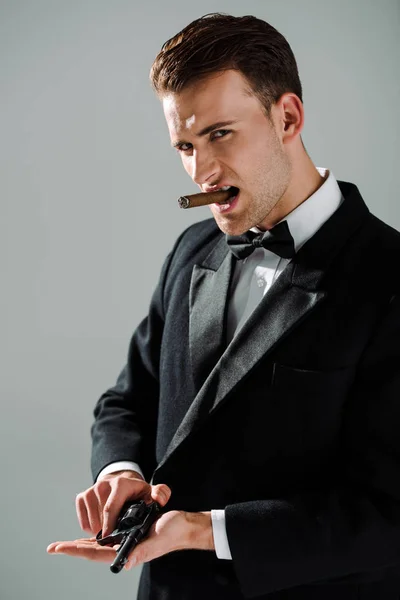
[
  {"xmin": 210, "ymin": 206, "xmax": 253, "ymax": 236},
  {"xmin": 214, "ymin": 219, "xmax": 248, "ymax": 237}
]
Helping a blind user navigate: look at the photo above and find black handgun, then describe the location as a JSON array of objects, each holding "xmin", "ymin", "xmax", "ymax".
[{"xmin": 96, "ymin": 500, "xmax": 161, "ymax": 574}]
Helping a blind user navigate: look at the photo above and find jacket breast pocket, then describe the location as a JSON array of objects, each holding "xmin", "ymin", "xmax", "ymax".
[{"xmin": 271, "ymin": 362, "xmax": 356, "ymax": 406}]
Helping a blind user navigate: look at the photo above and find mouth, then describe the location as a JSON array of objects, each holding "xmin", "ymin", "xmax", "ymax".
[{"xmin": 213, "ymin": 186, "xmax": 240, "ymax": 213}]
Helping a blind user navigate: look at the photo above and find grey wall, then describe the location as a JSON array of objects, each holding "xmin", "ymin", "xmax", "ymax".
[{"xmin": 1, "ymin": 0, "xmax": 399, "ymax": 598}]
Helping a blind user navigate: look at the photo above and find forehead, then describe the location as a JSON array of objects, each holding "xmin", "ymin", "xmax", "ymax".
[{"xmin": 162, "ymin": 70, "xmax": 260, "ymax": 137}]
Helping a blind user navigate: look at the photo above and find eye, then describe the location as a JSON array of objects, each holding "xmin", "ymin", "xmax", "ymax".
[
  {"xmin": 175, "ymin": 142, "xmax": 192, "ymax": 153},
  {"xmin": 210, "ymin": 129, "xmax": 231, "ymax": 140},
  {"xmin": 174, "ymin": 129, "xmax": 231, "ymax": 153}
]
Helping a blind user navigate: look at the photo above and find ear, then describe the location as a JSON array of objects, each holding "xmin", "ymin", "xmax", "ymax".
[{"xmin": 274, "ymin": 93, "xmax": 304, "ymax": 144}]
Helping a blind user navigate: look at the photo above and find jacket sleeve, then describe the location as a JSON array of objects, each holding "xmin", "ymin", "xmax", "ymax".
[
  {"xmin": 90, "ymin": 230, "xmax": 186, "ymax": 484},
  {"xmin": 225, "ymin": 293, "xmax": 400, "ymax": 598}
]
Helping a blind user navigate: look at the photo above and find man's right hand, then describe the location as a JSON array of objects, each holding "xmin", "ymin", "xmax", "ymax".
[{"xmin": 75, "ymin": 470, "xmax": 171, "ymax": 538}]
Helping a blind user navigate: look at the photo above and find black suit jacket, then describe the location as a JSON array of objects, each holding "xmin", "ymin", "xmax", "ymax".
[{"xmin": 91, "ymin": 180, "xmax": 400, "ymax": 600}]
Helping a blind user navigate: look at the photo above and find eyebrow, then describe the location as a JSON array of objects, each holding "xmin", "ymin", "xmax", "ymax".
[{"xmin": 171, "ymin": 120, "xmax": 239, "ymax": 148}]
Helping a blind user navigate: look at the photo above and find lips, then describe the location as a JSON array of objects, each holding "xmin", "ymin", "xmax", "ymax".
[
  {"xmin": 204, "ymin": 185, "xmax": 239, "ymax": 197},
  {"xmin": 213, "ymin": 189, "xmax": 240, "ymax": 213},
  {"xmin": 215, "ymin": 186, "xmax": 240, "ymax": 205}
]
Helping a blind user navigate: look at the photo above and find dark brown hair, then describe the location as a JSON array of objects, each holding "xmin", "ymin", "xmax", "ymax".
[{"xmin": 150, "ymin": 13, "xmax": 303, "ymax": 118}]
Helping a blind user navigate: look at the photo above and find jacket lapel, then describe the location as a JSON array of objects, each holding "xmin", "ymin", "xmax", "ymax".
[
  {"xmin": 189, "ymin": 236, "xmax": 234, "ymax": 393},
  {"xmin": 154, "ymin": 181, "xmax": 371, "ymax": 477}
]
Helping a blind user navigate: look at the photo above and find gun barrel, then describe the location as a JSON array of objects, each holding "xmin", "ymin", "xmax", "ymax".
[{"xmin": 110, "ymin": 529, "xmax": 140, "ymax": 574}]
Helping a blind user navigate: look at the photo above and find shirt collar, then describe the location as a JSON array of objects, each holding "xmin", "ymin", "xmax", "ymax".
[{"xmin": 251, "ymin": 167, "xmax": 344, "ymax": 253}]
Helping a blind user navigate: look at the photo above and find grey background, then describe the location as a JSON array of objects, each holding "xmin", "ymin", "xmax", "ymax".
[{"xmin": 1, "ymin": 0, "xmax": 399, "ymax": 598}]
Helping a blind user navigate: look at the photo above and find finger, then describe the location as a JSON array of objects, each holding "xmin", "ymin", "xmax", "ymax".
[
  {"xmin": 48, "ymin": 536, "xmax": 98, "ymax": 552},
  {"xmin": 102, "ymin": 477, "xmax": 151, "ymax": 536},
  {"xmin": 50, "ymin": 539, "xmax": 116, "ymax": 563},
  {"xmin": 101, "ymin": 488, "xmax": 127, "ymax": 538},
  {"xmin": 93, "ymin": 480, "xmax": 111, "ymax": 534},
  {"xmin": 47, "ymin": 542, "xmax": 59, "ymax": 553},
  {"xmin": 84, "ymin": 488, "xmax": 103, "ymax": 535},
  {"xmin": 75, "ymin": 492, "xmax": 92, "ymax": 534},
  {"xmin": 151, "ymin": 484, "xmax": 172, "ymax": 507}
]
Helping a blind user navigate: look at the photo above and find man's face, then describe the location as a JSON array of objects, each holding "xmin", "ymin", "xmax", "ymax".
[{"xmin": 163, "ymin": 69, "xmax": 292, "ymax": 235}]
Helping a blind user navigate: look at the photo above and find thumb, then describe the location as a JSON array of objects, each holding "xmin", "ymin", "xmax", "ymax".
[{"xmin": 151, "ymin": 484, "xmax": 172, "ymax": 507}]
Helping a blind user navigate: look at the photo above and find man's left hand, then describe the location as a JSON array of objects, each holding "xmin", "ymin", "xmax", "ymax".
[{"xmin": 47, "ymin": 510, "xmax": 214, "ymax": 569}]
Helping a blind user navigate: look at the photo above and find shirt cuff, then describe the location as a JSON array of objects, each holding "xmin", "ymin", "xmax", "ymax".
[
  {"xmin": 97, "ymin": 461, "xmax": 145, "ymax": 481},
  {"xmin": 211, "ymin": 509, "xmax": 232, "ymax": 559}
]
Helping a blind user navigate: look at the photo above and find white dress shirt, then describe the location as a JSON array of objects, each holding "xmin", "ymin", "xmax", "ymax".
[{"xmin": 97, "ymin": 167, "xmax": 344, "ymax": 560}]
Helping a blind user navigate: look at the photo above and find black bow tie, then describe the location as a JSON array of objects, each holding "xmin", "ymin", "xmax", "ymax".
[{"xmin": 226, "ymin": 220, "xmax": 295, "ymax": 260}]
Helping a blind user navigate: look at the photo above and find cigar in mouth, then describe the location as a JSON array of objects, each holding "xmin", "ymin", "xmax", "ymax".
[{"xmin": 178, "ymin": 186, "xmax": 239, "ymax": 209}]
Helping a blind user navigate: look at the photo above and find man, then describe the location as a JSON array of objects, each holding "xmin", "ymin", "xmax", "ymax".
[{"xmin": 47, "ymin": 13, "xmax": 400, "ymax": 600}]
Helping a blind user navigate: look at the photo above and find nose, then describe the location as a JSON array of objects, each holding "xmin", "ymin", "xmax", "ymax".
[{"xmin": 190, "ymin": 148, "xmax": 220, "ymax": 187}]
